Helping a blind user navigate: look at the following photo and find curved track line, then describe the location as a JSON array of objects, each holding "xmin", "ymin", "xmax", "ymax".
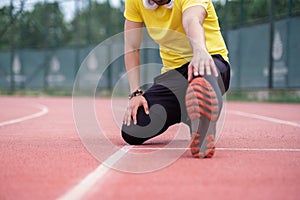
[
  {"xmin": 0, "ymin": 104, "xmax": 49, "ymax": 127},
  {"xmin": 229, "ymin": 110, "xmax": 300, "ymax": 128}
]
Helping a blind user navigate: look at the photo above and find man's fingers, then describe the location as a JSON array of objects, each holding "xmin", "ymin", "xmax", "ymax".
[
  {"xmin": 123, "ymin": 96, "xmax": 149, "ymax": 126},
  {"xmin": 123, "ymin": 110, "xmax": 131, "ymax": 126},
  {"xmin": 132, "ymin": 106, "xmax": 138, "ymax": 125},
  {"xmin": 127, "ymin": 114, "xmax": 131, "ymax": 126},
  {"xmin": 193, "ymin": 63, "xmax": 218, "ymax": 77},
  {"xmin": 206, "ymin": 65, "xmax": 211, "ymax": 75},
  {"xmin": 188, "ymin": 63, "xmax": 193, "ymax": 82},
  {"xmin": 199, "ymin": 65, "xmax": 205, "ymax": 76},
  {"xmin": 193, "ymin": 64, "xmax": 199, "ymax": 77},
  {"xmin": 212, "ymin": 65, "xmax": 219, "ymax": 77},
  {"xmin": 126, "ymin": 108, "xmax": 132, "ymax": 126},
  {"xmin": 210, "ymin": 62, "xmax": 218, "ymax": 77},
  {"xmin": 142, "ymin": 100, "xmax": 149, "ymax": 115}
]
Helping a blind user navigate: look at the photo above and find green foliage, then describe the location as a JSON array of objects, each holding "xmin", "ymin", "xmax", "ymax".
[
  {"xmin": 246, "ymin": 0, "xmax": 268, "ymax": 20},
  {"xmin": 68, "ymin": 1, "xmax": 124, "ymax": 46},
  {"xmin": 0, "ymin": 2, "xmax": 69, "ymax": 49},
  {"xmin": 0, "ymin": 0, "xmax": 299, "ymax": 50},
  {"xmin": 0, "ymin": 1, "xmax": 124, "ymax": 50},
  {"xmin": 214, "ymin": 0, "xmax": 300, "ymax": 29},
  {"xmin": 21, "ymin": 2, "xmax": 69, "ymax": 48},
  {"xmin": 0, "ymin": 6, "xmax": 11, "ymax": 49}
]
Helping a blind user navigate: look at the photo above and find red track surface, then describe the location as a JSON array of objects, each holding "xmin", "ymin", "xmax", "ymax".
[{"xmin": 0, "ymin": 96, "xmax": 299, "ymax": 200}]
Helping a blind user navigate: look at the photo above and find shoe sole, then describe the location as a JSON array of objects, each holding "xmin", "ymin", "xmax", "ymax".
[{"xmin": 185, "ymin": 77, "xmax": 218, "ymax": 158}]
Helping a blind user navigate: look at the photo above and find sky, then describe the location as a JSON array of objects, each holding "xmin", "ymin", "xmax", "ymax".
[{"xmin": 0, "ymin": 0, "xmax": 122, "ymax": 21}]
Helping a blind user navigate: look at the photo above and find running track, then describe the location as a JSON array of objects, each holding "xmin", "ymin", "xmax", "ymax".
[{"xmin": 0, "ymin": 96, "xmax": 299, "ymax": 200}]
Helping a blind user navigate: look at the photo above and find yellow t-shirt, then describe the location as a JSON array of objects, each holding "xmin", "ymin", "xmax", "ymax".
[{"xmin": 124, "ymin": 0, "xmax": 229, "ymax": 73}]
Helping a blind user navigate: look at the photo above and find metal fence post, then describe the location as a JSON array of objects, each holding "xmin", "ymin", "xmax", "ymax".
[
  {"xmin": 236, "ymin": 0, "xmax": 244, "ymax": 89},
  {"xmin": 268, "ymin": 0, "xmax": 275, "ymax": 89},
  {"xmin": 9, "ymin": 0, "xmax": 15, "ymax": 93}
]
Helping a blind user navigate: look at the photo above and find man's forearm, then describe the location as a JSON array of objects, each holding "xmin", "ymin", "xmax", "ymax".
[
  {"xmin": 124, "ymin": 20, "xmax": 143, "ymax": 93},
  {"xmin": 125, "ymin": 50, "xmax": 141, "ymax": 93},
  {"xmin": 183, "ymin": 7, "xmax": 207, "ymax": 54},
  {"xmin": 185, "ymin": 17, "xmax": 207, "ymax": 54},
  {"xmin": 183, "ymin": 6, "xmax": 218, "ymax": 78}
]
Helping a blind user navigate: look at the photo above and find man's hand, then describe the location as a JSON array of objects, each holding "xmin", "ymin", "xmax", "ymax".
[
  {"xmin": 182, "ymin": 5, "xmax": 219, "ymax": 82},
  {"xmin": 188, "ymin": 47, "xmax": 218, "ymax": 82},
  {"xmin": 123, "ymin": 96, "xmax": 149, "ymax": 126}
]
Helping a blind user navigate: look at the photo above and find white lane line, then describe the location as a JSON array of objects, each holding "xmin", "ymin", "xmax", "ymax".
[
  {"xmin": 229, "ymin": 110, "xmax": 300, "ymax": 128},
  {"xmin": 57, "ymin": 108, "xmax": 300, "ymax": 200},
  {"xmin": 0, "ymin": 104, "xmax": 49, "ymax": 127},
  {"xmin": 57, "ymin": 146, "xmax": 132, "ymax": 200},
  {"xmin": 130, "ymin": 147, "xmax": 300, "ymax": 152},
  {"xmin": 217, "ymin": 147, "xmax": 300, "ymax": 152}
]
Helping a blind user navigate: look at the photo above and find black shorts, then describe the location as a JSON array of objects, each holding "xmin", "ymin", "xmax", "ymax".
[{"xmin": 121, "ymin": 54, "xmax": 231, "ymax": 145}]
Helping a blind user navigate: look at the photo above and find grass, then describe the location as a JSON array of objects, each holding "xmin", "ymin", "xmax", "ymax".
[{"xmin": 226, "ymin": 89, "xmax": 300, "ymax": 103}]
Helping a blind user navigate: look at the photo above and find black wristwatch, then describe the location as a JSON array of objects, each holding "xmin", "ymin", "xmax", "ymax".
[{"xmin": 129, "ymin": 89, "xmax": 144, "ymax": 99}]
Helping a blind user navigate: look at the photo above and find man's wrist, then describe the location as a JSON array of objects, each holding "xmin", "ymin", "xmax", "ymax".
[{"xmin": 129, "ymin": 89, "xmax": 144, "ymax": 99}]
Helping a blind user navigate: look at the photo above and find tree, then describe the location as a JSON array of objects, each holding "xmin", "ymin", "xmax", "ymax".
[
  {"xmin": 0, "ymin": 6, "xmax": 13, "ymax": 50},
  {"xmin": 0, "ymin": 0, "xmax": 299, "ymax": 50},
  {"xmin": 0, "ymin": 2, "xmax": 70, "ymax": 50},
  {"xmin": 214, "ymin": 0, "xmax": 300, "ymax": 29},
  {"xmin": 68, "ymin": 1, "xmax": 124, "ymax": 46},
  {"xmin": 19, "ymin": 2, "xmax": 69, "ymax": 48}
]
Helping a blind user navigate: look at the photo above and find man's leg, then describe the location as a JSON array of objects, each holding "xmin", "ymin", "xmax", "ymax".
[
  {"xmin": 121, "ymin": 67, "xmax": 189, "ymax": 145},
  {"xmin": 185, "ymin": 55, "xmax": 230, "ymax": 158},
  {"xmin": 121, "ymin": 104, "xmax": 171, "ymax": 145}
]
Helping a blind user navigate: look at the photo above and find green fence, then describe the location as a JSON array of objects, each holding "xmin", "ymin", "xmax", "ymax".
[
  {"xmin": 0, "ymin": 0, "xmax": 300, "ymax": 93},
  {"xmin": 228, "ymin": 17, "xmax": 300, "ymax": 89},
  {"xmin": 0, "ymin": 43, "xmax": 162, "ymax": 93},
  {"xmin": 1, "ymin": 17, "xmax": 300, "ymax": 93}
]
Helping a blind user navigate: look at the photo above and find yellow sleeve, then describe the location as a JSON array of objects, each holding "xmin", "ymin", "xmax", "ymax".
[
  {"xmin": 180, "ymin": 0, "xmax": 209, "ymax": 12},
  {"xmin": 124, "ymin": 0, "xmax": 143, "ymax": 22}
]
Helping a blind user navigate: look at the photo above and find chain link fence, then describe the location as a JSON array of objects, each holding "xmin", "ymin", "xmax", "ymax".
[{"xmin": 0, "ymin": 0, "xmax": 300, "ymax": 94}]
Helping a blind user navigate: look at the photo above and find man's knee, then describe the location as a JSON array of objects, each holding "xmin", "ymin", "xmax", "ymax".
[
  {"xmin": 121, "ymin": 128, "xmax": 146, "ymax": 145},
  {"xmin": 121, "ymin": 105, "xmax": 169, "ymax": 144}
]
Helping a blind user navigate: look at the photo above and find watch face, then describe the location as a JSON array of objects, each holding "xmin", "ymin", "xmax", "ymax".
[
  {"xmin": 134, "ymin": 89, "xmax": 143, "ymax": 96},
  {"xmin": 129, "ymin": 89, "xmax": 143, "ymax": 99}
]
